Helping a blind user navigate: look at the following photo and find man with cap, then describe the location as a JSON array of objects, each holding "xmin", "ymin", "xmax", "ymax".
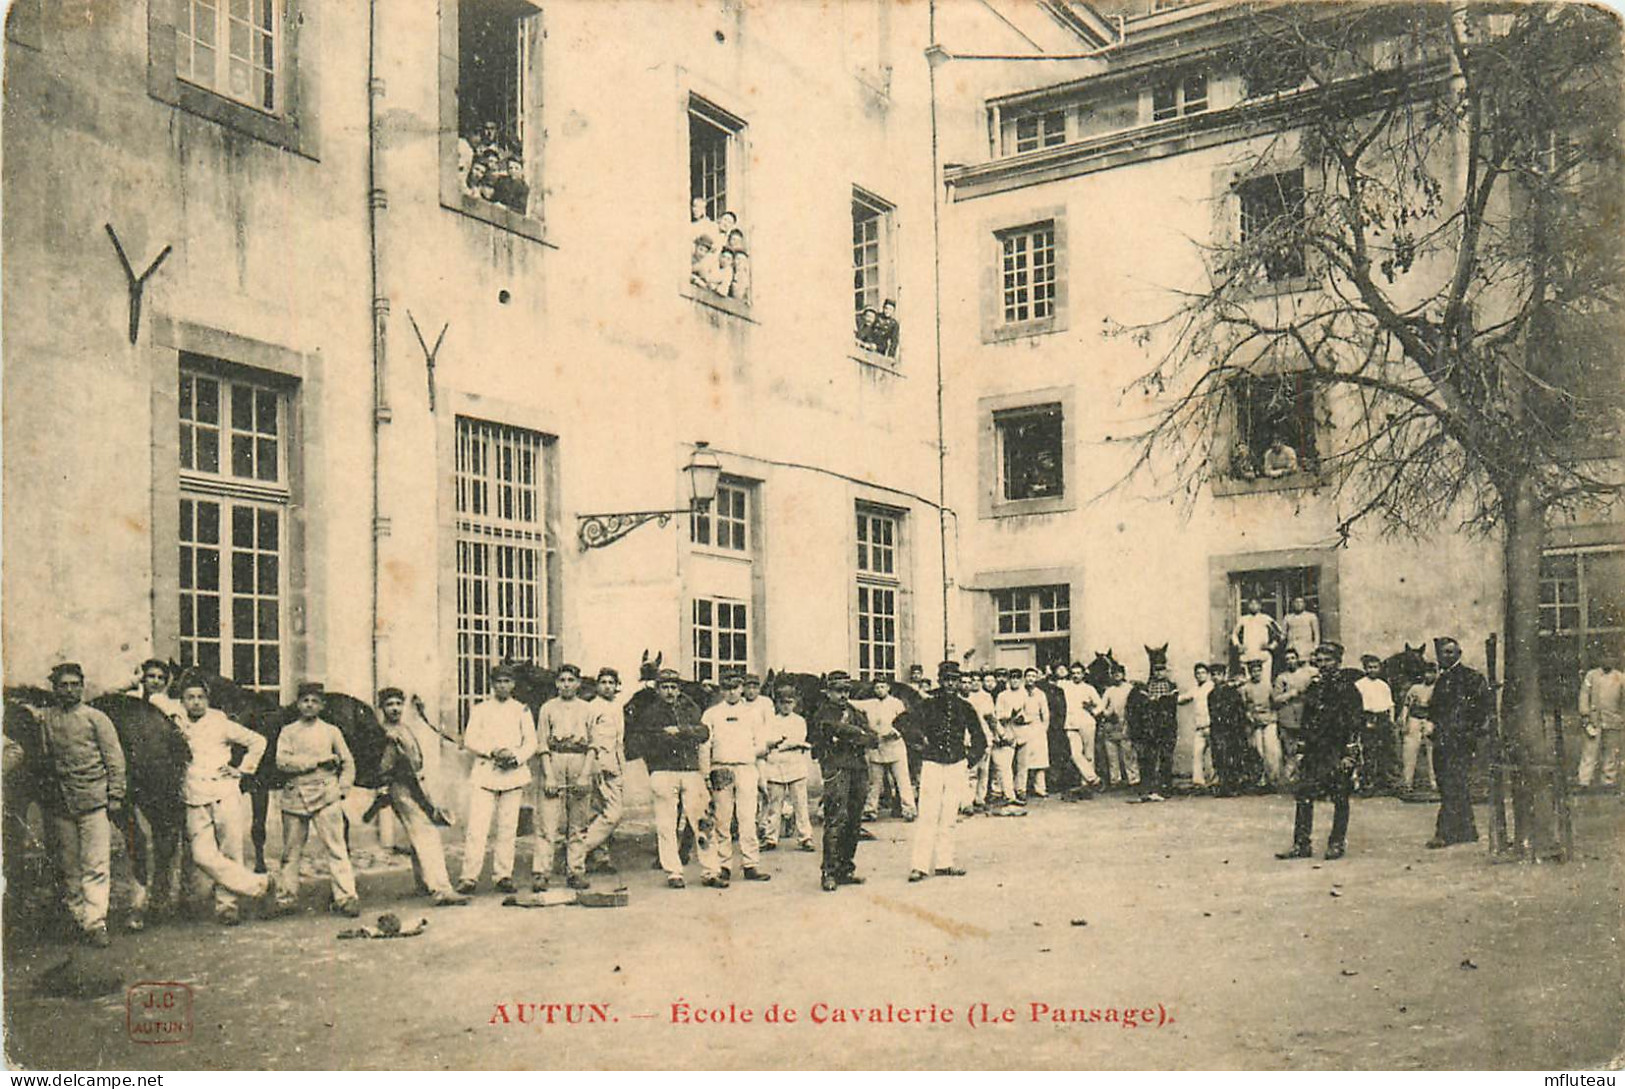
[
  {"xmin": 1242, "ymin": 658, "xmax": 1282, "ymax": 789},
  {"xmin": 581, "ymin": 667, "xmax": 627, "ymax": 874},
  {"xmin": 902, "ymin": 662, "xmax": 987, "ymax": 881},
  {"xmin": 809, "ymin": 671, "xmax": 879, "ymax": 891},
  {"xmin": 760, "ymin": 683, "xmax": 815, "ymax": 851},
  {"xmin": 1277, "ymin": 643, "xmax": 1364, "ymax": 861},
  {"xmin": 963, "ymin": 670, "xmax": 1000, "ymax": 812},
  {"xmin": 273, "ymin": 682, "xmax": 360, "ymax": 915},
  {"xmin": 375, "ymin": 688, "xmax": 468, "ymax": 906},
  {"xmin": 703, "ymin": 672, "xmax": 772, "ymax": 883},
  {"xmin": 456, "ymin": 663, "xmax": 538, "ymax": 895},
  {"xmin": 627, "ymin": 669, "xmax": 720, "ymax": 887},
  {"xmin": 36, "ymin": 663, "xmax": 127, "ymax": 946},
  {"xmin": 173, "ymin": 670, "xmax": 274, "ymax": 924},
  {"xmin": 852, "ymin": 677, "xmax": 915, "ymax": 821},
  {"xmin": 738, "ymin": 673, "xmax": 776, "ymax": 844},
  {"xmin": 1427, "ymin": 637, "xmax": 1491, "ymax": 848},
  {"xmin": 1355, "ymin": 654, "xmax": 1398, "ymax": 795},
  {"xmin": 535, "ymin": 664, "xmax": 597, "ymax": 890}
]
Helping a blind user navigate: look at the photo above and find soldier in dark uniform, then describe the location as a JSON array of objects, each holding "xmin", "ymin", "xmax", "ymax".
[
  {"xmin": 809, "ymin": 671, "xmax": 879, "ymax": 891},
  {"xmin": 1206, "ymin": 663, "xmax": 1253, "ymax": 796},
  {"xmin": 1426, "ymin": 636, "xmax": 1490, "ymax": 849},
  {"xmin": 1277, "ymin": 642, "xmax": 1364, "ymax": 861}
]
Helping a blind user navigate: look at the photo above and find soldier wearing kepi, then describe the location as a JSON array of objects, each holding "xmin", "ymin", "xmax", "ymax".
[
  {"xmin": 903, "ymin": 661, "xmax": 987, "ymax": 882},
  {"xmin": 580, "ymin": 668, "xmax": 627, "ymax": 875},
  {"xmin": 456, "ymin": 662, "xmax": 538, "ymax": 895},
  {"xmin": 375, "ymin": 688, "xmax": 468, "ymax": 906},
  {"xmin": 704, "ymin": 673, "xmax": 772, "ymax": 883},
  {"xmin": 627, "ymin": 669, "xmax": 721, "ymax": 889},
  {"xmin": 809, "ymin": 671, "xmax": 879, "ymax": 891},
  {"xmin": 273, "ymin": 681, "xmax": 360, "ymax": 916},
  {"xmin": 37, "ymin": 662, "xmax": 127, "ymax": 947},
  {"xmin": 1277, "ymin": 643, "xmax": 1364, "ymax": 861},
  {"xmin": 535, "ymin": 664, "xmax": 597, "ymax": 891}
]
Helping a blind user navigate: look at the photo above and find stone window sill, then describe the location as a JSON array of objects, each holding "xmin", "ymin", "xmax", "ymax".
[
  {"xmin": 682, "ymin": 287, "xmax": 757, "ymax": 323},
  {"xmin": 1211, "ymin": 471, "xmax": 1323, "ymax": 498}
]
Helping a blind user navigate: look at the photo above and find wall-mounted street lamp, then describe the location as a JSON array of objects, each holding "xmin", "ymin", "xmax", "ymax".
[{"xmin": 576, "ymin": 442, "xmax": 722, "ymax": 550}]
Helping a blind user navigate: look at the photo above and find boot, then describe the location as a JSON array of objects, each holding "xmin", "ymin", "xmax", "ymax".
[{"xmin": 1276, "ymin": 799, "xmax": 1314, "ymax": 859}]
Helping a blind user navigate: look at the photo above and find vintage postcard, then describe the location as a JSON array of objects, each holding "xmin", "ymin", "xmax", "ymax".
[{"xmin": 2, "ymin": 0, "xmax": 1620, "ymax": 1072}]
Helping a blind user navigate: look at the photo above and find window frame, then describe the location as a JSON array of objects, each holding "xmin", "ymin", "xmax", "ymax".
[
  {"xmin": 1539, "ymin": 546, "xmax": 1624, "ymax": 709},
  {"xmin": 1152, "ymin": 72, "xmax": 1209, "ymax": 121},
  {"xmin": 852, "ymin": 186, "xmax": 901, "ymax": 364},
  {"xmin": 451, "ymin": 416, "xmax": 558, "ymax": 729},
  {"xmin": 1004, "ymin": 107, "xmax": 1068, "ymax": 155},
  {"xmin": 991, "ymin": 584, "xmax": 1072, "ymax": 671},
  {"xmin": 1236, "ymin": 168, "xmax": 1311, "ymax": 289},
  {"xmin": 174, "ymin": 358, "xmax": 295, "ymax": 699},
  {"xmin": 682, "ymin": 92, "xmax": 753, "ymax": 318},
  {"xmin": 978, "ymin": 386, "xmax": 1077, "ymax": 519},
  {"xmin": 981, "ymin": 207, "xmax": 1069, "ymax": 342},
  {"xmin": 690, "ymin": 478, "xmax": 752, "ymax": 556},
  {"xmin": 994, "ymin": 403, "xmax": 1066, "ymax": 504},
  {"xmin": 855, "ymin": 504, "xmax": 905, "ymax": 681},
  {"xmin": 1227, "ymin": 369, "xmax": 1321, "ymax": 480},
  {"xmin": 147, "ymin": 0, "xmax": 314, "ymax": 157},
  {"xmin": 438, "ymin": 0, "xmax": 548, "ymax": 242},
  {"xmin": 691, "ymin": 597, "xmax": 750, "ymax": 683}
]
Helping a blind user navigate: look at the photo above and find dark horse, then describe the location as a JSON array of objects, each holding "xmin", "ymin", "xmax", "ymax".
[{"xmin": 2, "ymin": 687, "xmax": 191, "ymax": 928}]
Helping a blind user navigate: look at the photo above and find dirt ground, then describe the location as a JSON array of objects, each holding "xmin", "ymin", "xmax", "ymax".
[{"xmin": 4, "ymin": 789, "xmax": 1621, "ymax": 1071}]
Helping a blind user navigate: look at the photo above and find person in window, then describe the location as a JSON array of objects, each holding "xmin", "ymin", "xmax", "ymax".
[
  {"xmin": 727, "ymin": 245, "xmax": 752, "ymax": 303},
  {"xmin": 690, "ymin": 233, "xmax": 726, "ymax": 294},
  {"xmin": 690, "ymin": 198, "xmax": 720, "ymax": 254},
  {"xmin": 1230, "ymin": 440, "xmax": 1258, "ymax": 481},
  {"xmin": 1261, "ymin": 436, "xmax": 1300, "ymax": 478},
  {"xmin": 1282, "ymin": 596, "xmax": 1321, "ymax": 665},
  {"xmin": 856, "ymin": 306, "xmax": 881, "ymax": 350},
  {"xmin": 495, "ymin": 156, "xmax": 529, "ymax": 216},
  {"xmin": 1232, "ymin": 598, "xmax": 1282, "ymax": 687},
  {"xmin": 871, "ymin": 299, "xmax": 900, "ymax": 357}
]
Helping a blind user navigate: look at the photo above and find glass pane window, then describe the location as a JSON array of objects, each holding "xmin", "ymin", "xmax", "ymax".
[
  {"xmin": 993, "ymin": 585, "xmax": 1071, "ymax": 643},
  {"xmin": 856, "ymin": 510, "xmax": 898, "ymax": 575},
  {"xmin": 455, "ymin": 417, "xmax": 553, "ymax": 728},
  {"xmin": 180, "ymin": 366, "xmax": 283, "ymax": 485},
  {"xmin": 457, "ymin": 0, "xmax": 539, "ymax": 217},
  {"xmin": 691, "ymin": 482, "xmax": 750, "ymax": 552},
  {"xmin": 1238, "ymin": 169, "xmax": 1308, "ymax": 282},
  {"xmin": 1013, "ymin": 109, "xmax": 1065, "ymax": 153},
  {"xmin": 1233, "ymin": 372, "xmax": 1318, "ymax": 474},
  {"xmin": 178, "ymin": 495, "xmax": 282, "ymax": 694},
  {"xmin": 857, "ymin": 585, "xmax": 898, "ymax": 680},
  {"xmin": 996, "ymin": 404, "xmax": 1065, "ymax": 501},
  {"xmin": 998, "ymin": 222, "xmax": 1056, "ymax": 324},
  {"xmin": 1153, "ymin": 73, "xmax": 1209, "ymax": 121},
  {"xmin": 693, "ymin": 598, "xmax": 749, "ymax": 683},
  {"xmin": 177, "ymin": 0, "xmax": 278, "ymax": 112},
  {"xmin": 1230, "ymin": 567, "xmax": 1320, "ymax": 628}
]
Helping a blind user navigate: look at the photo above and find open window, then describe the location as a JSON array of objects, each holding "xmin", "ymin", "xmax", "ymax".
[
  {"xmin": 1229, "ymin": 372, "xmax": 1318, "ymax": 481},
  {"xmin": 996, "ymin": 403, "xmax": 1065, "ymax": 502},
  {"xmin": 1237, "ymin": 169, "xmax": 1308, "ymax": 284},
  {"xmin": 1152, "ymin": 73, "xmax": 1208, "ymax": 121},
  {"xmin": 853, "ymin": 188, "xmax": 899, "ymax": 359},
  {"xmin": 687, "ymin": 95, "xmax": 751, "ymax": 307}
]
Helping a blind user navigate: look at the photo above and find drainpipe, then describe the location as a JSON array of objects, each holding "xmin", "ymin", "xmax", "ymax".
[
  {"xmin": 928, "ymin": 0, "xmax": 950, "ymax": 661},
  {"xmin": 367, "ymin": 0, "xmax": 391, "ymax": 695}
]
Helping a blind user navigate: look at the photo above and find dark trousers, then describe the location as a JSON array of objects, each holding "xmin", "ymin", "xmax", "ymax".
[
  {"xmin": 820, "ymin": 764, "xmax": 867, "ymax": 878},
  {"xmin": 1136, "ymin": 733, "xmax": 1176, "ymax": 794},
  {"xmin": 1360, "ymin": 712, "xmax": 1399, "ymax": 793},
  {"xmin": 1292, "ymin": 795, "xmax": 1350, "ymax": 850},
  {"xmin": 1432, "ymin": 738, "xmax": 1479, "ymax": 844}
]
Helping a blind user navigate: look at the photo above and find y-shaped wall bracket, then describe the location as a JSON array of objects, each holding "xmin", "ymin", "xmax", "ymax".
[
  {"xmin": 105, "ymin": 224, "xmax": 172, "ymax": 345},
  {"xmin": 407, "ymin": 311, "xmax": 449, "ymax": 412}
]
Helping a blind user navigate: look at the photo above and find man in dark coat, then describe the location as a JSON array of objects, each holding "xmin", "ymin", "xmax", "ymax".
[
  {"xmin": 900, "ymin": 662, "xmax": 988, "ymax": 881},
  {"xmin": 1206, "ymin": 663, "xmax": 1253, "ymax": 796},
  {"xmin": 1277, "ymin": 642, "xmax": 1364, "ymax": 861},
  {"xmin": 809, "ymin": 672, "xmax": 878, "ymax": 891},
  {"xmin": 1426, "ymin": 637, "xmax": 1490, "ymax": 848},
  {"xmin": 1128, "ymin": 646, "xmax": 1179, "ymax": 801}
]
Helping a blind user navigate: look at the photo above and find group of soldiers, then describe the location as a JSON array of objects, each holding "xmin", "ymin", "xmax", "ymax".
[{"xmin": 16, "ymin": 633, "xmax": 1617, "ymax": 949}]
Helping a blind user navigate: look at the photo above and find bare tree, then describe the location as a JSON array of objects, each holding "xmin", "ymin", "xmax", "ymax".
[{"xmin": 1111, "ymin": 2, "xmax": 1623, "ymax": 858}]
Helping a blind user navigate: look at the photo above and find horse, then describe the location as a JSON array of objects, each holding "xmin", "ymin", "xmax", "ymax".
[
  {"xmin": 1085, "ymin": 650, "xmax": 1122, "ymax": 695},
  {"xmin": 1382, "ymin": 643, "xmax": 1430, "ymax": 709}
]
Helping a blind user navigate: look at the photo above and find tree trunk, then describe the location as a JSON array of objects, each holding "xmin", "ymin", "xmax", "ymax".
[{"xmin": 1501, "ymin": 472, "xmax": 1558, "ymax": 858}]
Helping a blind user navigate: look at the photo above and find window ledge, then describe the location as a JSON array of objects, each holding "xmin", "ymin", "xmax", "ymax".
[
  {"xmin": 1211, "ymin": 472, "xmax": 1323, "ymax": 498},
  {"xmin": 690, "ymin": 545, "xmax": 753, "ymax": 563},
  {"xmin": 441, "ymin": 192, "xmax": 552, "ymax": 246},
  {"xmin": 988, "ymin": 494, "xmax": 1075, "ymax": 519},
  {"xmin": 1236, "ymin": 273, "xmax": 1315, "ymax": 300},
  {"xmin": 987, "ymin": 317, "xmax": 1062, "ymax": 343},
  {"xmin": 153, "ymin": 80, "xmax": 315, "ymax": 160},
  {"xmin": 682, "ymin": 287, "xmax": 757, "ymax": 323},
  {"xmin": 852, "ymin": 347, "xmax": 903, "ymax": 375}
]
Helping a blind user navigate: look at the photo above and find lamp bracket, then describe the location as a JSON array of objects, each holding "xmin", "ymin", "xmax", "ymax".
[{"xmin": 577, "ymin": 508, "xmax": 696, "ymax": 550}]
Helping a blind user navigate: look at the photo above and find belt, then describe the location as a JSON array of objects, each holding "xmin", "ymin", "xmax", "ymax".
[
  {"xmin": 550, "ymin": 741, "xmax": 591, "ymax": 754},
  {"xmin": 714, "ymin": 761, "xmax": 750, "ymax": 767}
]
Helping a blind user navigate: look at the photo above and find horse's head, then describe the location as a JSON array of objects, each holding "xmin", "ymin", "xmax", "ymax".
[
  {"xmin": 1382, "ymin": 644, "xmax": 1430, "ymax": 689},
  {"xmin": 1144, "ymin": 643, "xmax": 1169, "ymax": 674},
  {"xmin": 1086, "ymin": 651, "xmax": 1120, "ymax": 690}
]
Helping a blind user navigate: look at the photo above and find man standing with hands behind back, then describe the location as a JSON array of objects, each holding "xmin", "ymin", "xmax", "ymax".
[{"xmin": 1426, "ymin": 637, "xmax": 1491, "ymax": 849}]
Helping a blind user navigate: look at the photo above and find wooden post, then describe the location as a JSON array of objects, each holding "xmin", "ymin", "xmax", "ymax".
[
  {"xmin": 1552, "ymin": 707, "xmax": 1574, "ymax": 862},
  {"xmin": 1486, "ymin": 633, "xmax": 1510, "ymax": 855}
]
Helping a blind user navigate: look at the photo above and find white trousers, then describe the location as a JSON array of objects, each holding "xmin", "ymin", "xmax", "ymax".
[
  {"xmin": 911, "ymin": 760, "xmax": 965, "ymax": 873},
  {"xmin": 650, "ymin": 770, "xmax": 720, "ymax": 879},
  {"xmin": 1400, "ymin": 719, "xmax": 1435, "ymax": 790},
  {"xmin": 186, "ymin": 797, "xmax": 267, "ymax": 912},
  {"xmin": 1065, "ymin": 726, "xmax": 1100, "ymax": 787},
  {"xmin": 865, "ymin": 755, "xmax": 916, "ymax": 817},
  {"xmin": 390, "ymin": 790, "xmax": 455, "ymax": 897},
  {"xmin": 1191, "ymin": 727, "xmax": 1214, "ymax": 786},
  {"xmin": 989, "ymin": 744, "xmax": 1017, "ymax": 800},
  {"xmin": 49, "ymin": 809, "xmax": 111, "ymax": 932},
  {"xmin": 278, "ymin": 803, "xmax": 357, "ymax": 906},
  {"xmin": 460, "ymin": 785, "xmax": 524, "ymax": 884},
  {"xmin": 763, "ymin": 778, "xmax": 811, "ymax": 844},
  {"xmin": 712, "ymin": 764, "xmax": 761, "ymax": 870},
  {"xmin": 1577, "ymin": 727, "xmax": 1621, "ymax": 787},
  {"xmin": 1251, "ymin": 723, "xmax": 1283, "ymax": 783}
]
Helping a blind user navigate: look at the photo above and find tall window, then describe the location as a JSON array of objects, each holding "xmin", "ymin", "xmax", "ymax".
[
  {"xmin": 1153, "ymin": 73, "xmax": 1208, "ymax": 120},
  {"xmin": 853, "ymin": 189, "xmax": 899, "ymax": 357},
  {"xmin": 996, "ymin": 403, "xmax": 1065, "ymax": 501},
  {"xmin": 1013, "ymin": 109, "xmax": 1066, "ymax": 153},
  {"xmin": 856, "ymin": 507, "xmax": 903, "ymax": 680},
  {"xmin": 1238, "ymin": 170, "xmax": 1308, "ymax": 283},
  {"xmin": 456, "ymin": 0, "xmax": 541, "ymax": 217},
  {"xmin": 693, "ymin": 599, "xmax": 749, "ymax": 683},
  {"xmin": 689, "ymin": 95, "xmax": 745, "ymax": 222},
  {"xmin": 690, "ymin": 481, "xmax": 749, "ymax": 551},
  {"xmin": 177, "ymin": 363, "xmax": 290, "ymax": 695},
  {"xmin": 455, "ymin": 418, "xmax": 554, "ymax": 728},
  {"xmin": 993, "ymin": 585, "xmax": 1071, "ymax": 670},
  {"xmin": 1232, "ymin": 373, "xmax": 1318, "ymax": 475},
  {"xmin": 1540, "ymin": 548, "xmax": 1624, "ymax": 707},
  {"xmin": 998, "ymin": 222, "xmax": 1057, "ymax": 325},
  {"xmin": 176, "ymin": 0, "xmax": 279, "ymax": 113}
]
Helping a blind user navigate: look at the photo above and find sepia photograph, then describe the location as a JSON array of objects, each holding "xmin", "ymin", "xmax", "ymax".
[{"xmin": 1, "ymin": 0, "xmax": 1621, "ymax": 1073}]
